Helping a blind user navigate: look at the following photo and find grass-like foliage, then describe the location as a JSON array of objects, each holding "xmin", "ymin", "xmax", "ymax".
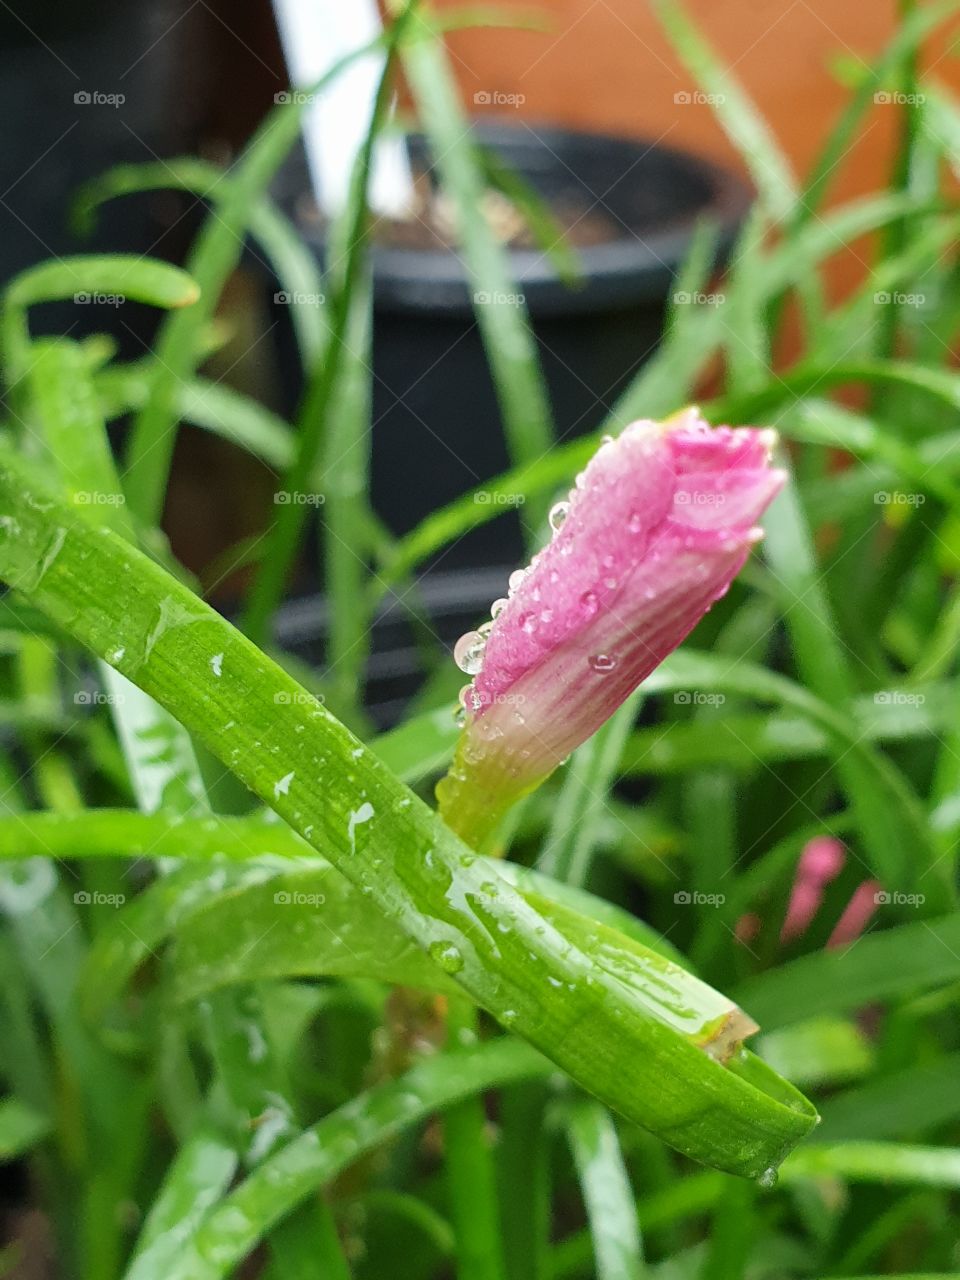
[{"xmin": 1, "ymin": 2, "xmax": 960, "ymax": 1278}]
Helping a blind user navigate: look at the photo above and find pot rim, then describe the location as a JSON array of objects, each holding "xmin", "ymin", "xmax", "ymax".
[{"xmin": 278, "ymin": 120, "xmax": 752, "ymax": 317}]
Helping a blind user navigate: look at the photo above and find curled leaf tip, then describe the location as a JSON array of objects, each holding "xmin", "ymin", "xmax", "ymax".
[{"xmin": 438, "ymin": 409, "xmax": 784, "ymax": 840}]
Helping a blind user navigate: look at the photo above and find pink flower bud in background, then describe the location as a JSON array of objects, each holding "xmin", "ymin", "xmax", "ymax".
[
  {"xmin": 780, "ymin": 836, "xmax": 846, "ymax": 944},
  {"xmin": 437, "ymin": 410, "xmax": 785, "ymax": 843},
  {"xmin": 827, "ymin": 879, "xmax": 883, "ymax": 949}
]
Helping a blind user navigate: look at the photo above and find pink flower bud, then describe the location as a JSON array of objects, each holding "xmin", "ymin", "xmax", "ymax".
[
  {"xmin": 780, "ymin": 836, "xmax": 846, "ymax": 944},
  {"xmin": 827, "ymin": 880, "xmax": 883, "ymax": 949},
  {"xmin": 438, "ymin": 410, "xmax": 785, "ymax": 842}
]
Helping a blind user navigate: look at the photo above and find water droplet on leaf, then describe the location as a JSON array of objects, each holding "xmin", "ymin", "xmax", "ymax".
[
  {"xmin": 589, "ymin": 653, "xmax": 617, "ymax": 674},
  {"xmin": 429, "ymin": 942, "xmax": 464, "ymax": 974}
]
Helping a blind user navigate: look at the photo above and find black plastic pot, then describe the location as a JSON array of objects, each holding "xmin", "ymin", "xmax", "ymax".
[
  {"xmin": 271, "ymin": 122, "xmax": 750, "ymax": 567},
  {"xmin": 0, "ymin": 1, "xmax": 204, "ymax": 351}
]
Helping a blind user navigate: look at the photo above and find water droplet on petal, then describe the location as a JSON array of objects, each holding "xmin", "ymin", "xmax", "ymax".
[
  {"xmin": 589, "ymin": 653, "xmax": 617, "ymax": 674},
  {"xmin": 454, "ymin": 630, "xmax": 486, "ymax": 675},
  {"xmin": 548, "ymin": 501, "xmax": 569, "ymax": 532},
  {"xmin": 459, "ymin": 684, "xmax": 483, "ymax": 713},
  {"xmin": 627, "ymin": 511, "xmax": 644, "ymax": 533},
  {"xmin": 580, "ymin": 590, "xmax": 598, "ymax": 616},
  {"xmin": 519, "ymin": 611, "xmax": 537, "ymax": 635},
  {"xmin": 508, "ymin": 569, "xmax": 527, "ymax": 594},
  {"xmin": 454, "ymin": 706, "xmax": 466, "ymax": 727},
  {"xmin": 491, "ymin": 597, "xmax": 509, "ymax": 618}
]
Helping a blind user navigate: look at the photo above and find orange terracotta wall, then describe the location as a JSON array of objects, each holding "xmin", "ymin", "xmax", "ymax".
[{"xmin": 431, "ymin": 0, "xmax": 960, "ymax": 208}]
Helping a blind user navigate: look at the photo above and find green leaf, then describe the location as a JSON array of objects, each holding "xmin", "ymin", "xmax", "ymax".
[
  {"xmin": 782, "ymin": 1143, "xmax": 960, "ymax": 1188},
  {"xmin": 0, "ymin": 446, "xmax": 817, "ymax": 1178},
  {"xmin": 643, "ymin": 649, "xmax": 944, "ymax": 905},
  {"xmin": 755, "ymin": 1017, "xmax": 874, "ymax": 1089},
  {"xmin": 649, "ymin": 0, "xmax": 797, "ymax": 220},
  {"xmin": 0, "ymin": 1096, "xmax": 51, "ymax": 1161},
  {"xmin": 734, "ymin": 913, "xmax": 960, "ymax": 1030},
  {"xmin": 399, "ymin": 7, "xmax": 554, "ymax": 517},
  {"xmin": 121, "ymin": 36, "xmax": 384, "ymax": 523},
  {"xmin": 2, "ymin": 256, "xmax": 198, "ymax": 380},
  {"xmin": 72, "ymin": 158, "xmax": 327, "ymax": 365},
  {"xmin": 565, "ymin": 1100, "xmax": 644, "ymax": 1280},
  {"xmin": 124, "ymin": 1039, "xmax": 550, "ymax": 1280}
]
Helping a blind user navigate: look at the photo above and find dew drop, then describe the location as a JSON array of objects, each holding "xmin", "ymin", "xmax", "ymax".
[
  {"xmin": 458, "ymin": 684, "xmax": 483, "ymax": 713},
  {"xmin": 429, "ymin": 942, "xmax": 465, "ymax": 974},
  {"xmin": 589, "ymin": 653, "xmax": 617, "ymax": 674},
  {"xmin": 491, "ymin": 597, "xmax": 509, "ymax": 618},
  {"xmin": 580, "ymin": 590, "xmax": 598, "ymax": 617},
  {"xmin": 454, "ymin": 630, "xmax": 486, "ymax": 676},
  {"xmin": 508, "ymin": 569, "xmax": 527, "ymax": 594},
  {"xmin": 627, "ymin": 511, "xmax": 644, "ymax": 533},
  {"xmin": 548, "ymin": 501, "xmax": 569, "ymax": 532},
  {"xmin": 519, "ymin": 611, "xmax": 537, "ymax": 635},
  {"xmin": 757, "ymin": 1166, "xmax": 778, "ymax": 1190},
  {"xmin": 454, "ymin": 706, "xmax": 467, "ymax": 727}
]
